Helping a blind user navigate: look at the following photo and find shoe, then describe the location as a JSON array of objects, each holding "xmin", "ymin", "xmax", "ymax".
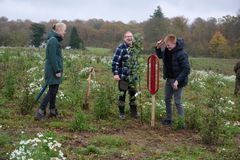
[
  {"xmin": 119, "ymin": 114, "xmax": 126, "ymax": 120},
  {"xmin": 49, "ymin": 108, "xmax": 58, "ymax": 118},
  {"xmin": 35, "ymin": 109, "xmax": 45, "ymax": 121},
  {"xmin": 180, "ymin": 125, "xmax": 186, "ymax": 129},
  {"xmin": 176, "ymin": 123, "xmax": 186, "ymax": 130},
  {"xmin": 161, "ymin": 119, "xmax": 173, "ymax": 125},
  {"xmin": 131, "ymin": 112, "xmax": 139, "ymax": 119}
]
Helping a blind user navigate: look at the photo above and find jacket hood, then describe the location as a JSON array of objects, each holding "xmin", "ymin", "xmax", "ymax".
[
  {"xmin": 176, "ymin": 38, "xmax": 185, "ymax": 51},
  {"xmin": 47, "ymin": 30, "xmax": 63, "ymax": 41}
]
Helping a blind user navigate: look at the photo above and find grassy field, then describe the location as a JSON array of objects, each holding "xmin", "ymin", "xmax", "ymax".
[
  {"xmin": 86, "ymin": 47, "xmax": 112, "ymax": 56},
  {"xmin": 87, "ymin": 47, "xmax": 238, "ymax": 75},
  {"xmin": 0, "ymin": 47, "xmax": 239, "ymax": 160},
  {"xmin": 189, "ymin": 57, "xmax": 238, "ymax": 76}
]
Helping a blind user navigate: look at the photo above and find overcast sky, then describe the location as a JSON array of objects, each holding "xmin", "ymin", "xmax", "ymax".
[{"xmin": 0, "ymin": 0, "xmax": 239, "ymax": 23}]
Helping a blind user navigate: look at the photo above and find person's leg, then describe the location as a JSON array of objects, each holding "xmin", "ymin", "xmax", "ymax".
[
  {"xmin": 49, "ymin": 84, "xmax": 59, "ymax": 117},
  {"xmin": 173, "ymin": 87, "xmax": 184, "ymax": 117},
  {"xmin": 35, "ymin": 86, "xmax": 50, "ymax": 120},
  {"xmin": 235, "ymin": 78, "xmax": 240, "ymax": 95},
  {"xmin": 237, "ymin": 78, "xmax": 240, "ymax": 95},
  {"xmin": 174, "ymin": 87, "xmax": 186, "ymax": 129},
  {"xmin": 164, "ymin": 79, "xmax": 174, "ymax": 121},
  {"xmin": 40, "ymin": 87, "xmax": 50, "ymax": 111},
  {"xmin": 118, "ymin": 88, "xmax": 126, "ymax": 118},
  {"xmin": 128, "ymin": 85, "xmax": 137, "ymax": 118}
]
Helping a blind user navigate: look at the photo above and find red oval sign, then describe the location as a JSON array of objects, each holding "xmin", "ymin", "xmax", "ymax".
[{"xmin": 147, "ymin": 53, "xmax": 160, "ymax": 95}]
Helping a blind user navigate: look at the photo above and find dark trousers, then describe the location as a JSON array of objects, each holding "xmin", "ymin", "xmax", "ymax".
[
  {"xmin": 235, "ymin": 78, "xmax": 240, "ymax": 95},
  {"xmin": 40, "ymin": 84, "xmax": 59, "ymax": 111},
  {"xmin": 118, "ymin": 82, "xmax": 137, "ymax": 115},
  {"xmin": 164, "ymin": 79, "xmax": 184, "ymax": 120}
]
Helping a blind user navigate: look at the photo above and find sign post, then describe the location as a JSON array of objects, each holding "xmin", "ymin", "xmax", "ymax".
[{"xmin": 147, "ymin": 53, "xmax": 160, "ymax": 127}]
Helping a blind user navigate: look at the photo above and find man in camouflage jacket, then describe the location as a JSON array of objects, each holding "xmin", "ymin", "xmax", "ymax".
[{"xmin": 112, "ymin": 31, "xmax": 138, "ymax": 120}]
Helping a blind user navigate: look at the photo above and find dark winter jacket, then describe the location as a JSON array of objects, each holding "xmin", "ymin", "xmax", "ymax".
[
  {"xmin": 112, "ymin": 43, "xmax": 138, "ymax": 82},
  {"xmin": 234, "ymin": 61, "xmax": 240, "ymax": 79},
  {"xmin": 44, "ymin": 30, "xmax": 63, "ymax": 85},
  {"xmin": 155, "ymin": 38, "xmax": 190, "ymax": 88}
]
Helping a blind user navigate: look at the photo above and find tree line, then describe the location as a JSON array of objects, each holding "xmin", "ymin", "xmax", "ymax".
[{"xmin": 0, "ymin": 6, "xmax": 239, "ymax": 58}]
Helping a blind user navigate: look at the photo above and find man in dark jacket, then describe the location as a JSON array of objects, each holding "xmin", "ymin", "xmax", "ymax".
[
  {"xmin": 234, "ymin": 61, "xmax": 240, "ymax": 95},
  {"xmin": 112, "ymin": 31, "xmax": 138, "ymax": 120},
  {"xmin": 35, "ymin": 22, "xmax": 66, "ymax": 120},
  {"xmin": 155, "ymin": 34, "xmax": 190, "ymax": 126}
]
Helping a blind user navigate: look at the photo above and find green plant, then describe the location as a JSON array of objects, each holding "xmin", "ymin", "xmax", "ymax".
[
  {"xmin": 216, "ymin": 147, "xmax": 240, "ymax": 160},
  {"xmin": 173, "ymin": 116, "xmax": 186, "ymax": 130},
  {"xmin": 200, "ymin": 86, "xmax": 225, "ymax": 145},
  {"xmin": 141, "ymin": 100, "xmax": 165, "ymax": 123},
  {"xmin": 90, "ymin": 135, "xmax": 127, "ymax": 148},
  {"xmin": 93, "ymin": 85, "xmax": 111, "ymax": 119},
  {"xmin": 18, "ymin": 74, "xmax": 36, "ymax": 115},
  {"xmin": 0, "ymin": 96, "xmax": 7, "ymax": 107},
  {"xmin": 0, "ymin": 133, "xmax": 11, "ymax": 147},
  {"xmin": 80, "ymin": 145, "xmax": 101, "ymax": 155},
  {"xmin": 9, "ymin": 132, "xmax": 66, "ymax": 160},
  {"xmin": 70, "ymin": 111, "xmax": 88, "ymax": 131},
  {"xmin": 3, "ymin": 71, "xmax": 16, "ymax": 99},
  {"xmin": 0, "ymin": 107, "xmax": 11, "ymax": 119},
  {"xmin": 185, "ymin": 104, "xmax": 204, "ymax": 131}
]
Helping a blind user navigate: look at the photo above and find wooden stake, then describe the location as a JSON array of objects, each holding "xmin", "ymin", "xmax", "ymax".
[
  {"xmin": 151, "ymin": 94, "xmax": 156, "ymax": 127},
  {"xmin": 83, "ymin": 68, "xmax": 94, "ymax": 110}
]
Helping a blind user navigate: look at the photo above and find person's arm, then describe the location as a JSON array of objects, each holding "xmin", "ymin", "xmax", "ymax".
[
  {"xmin": 234, "ymin": 62, "xmax": 239, "ymax": 74},
  {"xmin": 155, "ymin": 47, "xmax": 164, "ymax": 59},
  {"xmin": 175, "ymin": 52, "xmax": 191, "ymax": 83},
  {"xmin": 112, "ymin": 47, "xmax": 123, "ymax": 80},
  {"xmin": 155, "ymin": 39, "xmax": 164, "ymax": 59}
]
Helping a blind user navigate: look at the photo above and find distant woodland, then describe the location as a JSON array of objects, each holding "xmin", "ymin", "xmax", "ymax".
[{"xmin": 0, "ymin": 6, "xmax": 239, "ymax": 58}]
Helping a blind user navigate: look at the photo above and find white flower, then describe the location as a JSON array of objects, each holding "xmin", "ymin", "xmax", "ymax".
[
  {"xmin": 69, "ymin": 54, "xmax": 78, "ymax": 60},
  {"xmin": 10, "ymin": 133, "xmax": 65, "ymax": 159},
  {"xmin": 233, "ymin": 121, "xmax": 240, "ymax": 126},
  {"xmin": 20, "ymin": 140, "xmax": 30, "ymax": 145},
  {"xmin": 79, "ymin": 67, "xmax": 92, "ymax": 76},
  {"xmin": 227, "ymin": 100, "xmax": 234, "ymax": 105},
  {"xmin": 50, "ymin": 158, "xmax": 60, "ymax": 160},
  {"xmin": 37, "ymin": 133, "xmax": 43, "ymax": 138},
  {"xmin": 134, "ymin": 91, "xmax": 141, "ymax": 97},
  {"xmin": 225, "ymin": 121, "xmax": 231, "ymax": 126},
  {"xmin": 39, "ymin": 77, "xmax": 44, "ymax": 82},
  {"xmin": 27, "ymin": 67, "xmax": 38, "ymax": 73},
  {"xmin": 32, "ymin": 138, "xmax": 41, "ymax": 143},
  {"xmin": 91, "ymin": 80, "xmax": 100, "ymax": 89},
  {"xmin": 0, "ymin": 125, "xmax": 2, "ymax": 129},
  {"xmin": 48, "ymin": 142, "xmax": 54, "ymax": 149},
  {"xmin": 59, "ymin": 150, "xmax": 64, "ymax": 157},
  {"xmin": 191, "ymin": 70, "xmax": 235, "ymax": 82}
]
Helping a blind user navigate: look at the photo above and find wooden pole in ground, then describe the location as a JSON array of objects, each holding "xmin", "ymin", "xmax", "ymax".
[
  {"xmin": 83, "ymin": 68, "xmax": 94, "ymax": 110},
  {"xmin": 151, "ymin": 94, "xmax": 156, "ymax": 127},
  {"xmin": 147, "ymin": 53, "xmax": 160, "ymax": 128}
]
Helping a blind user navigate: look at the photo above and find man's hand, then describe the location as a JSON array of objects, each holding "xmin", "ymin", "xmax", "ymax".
[
  {"xmin": 156, "ymin": 39, "xmax": 164, "ymax": 49},
  {"xmin": 173, "ymin": 80, "xmax": 178, "ymax": 90},
  {"xmin": 56, "ymin": 73, "xmax": 61, "ymax": 78},
  {"xmin": 114, "ymin": 75, "xmax": 121, "ymax": 81}
]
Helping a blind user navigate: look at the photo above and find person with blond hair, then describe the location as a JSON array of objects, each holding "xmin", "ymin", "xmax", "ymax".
[
  {"xmin": 35, "ymin": 22, "xmax": 67, "ymax": 120},
  {"xmin": 155, "ymin": 34, "xmax": 190, "ymax": 127}
]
